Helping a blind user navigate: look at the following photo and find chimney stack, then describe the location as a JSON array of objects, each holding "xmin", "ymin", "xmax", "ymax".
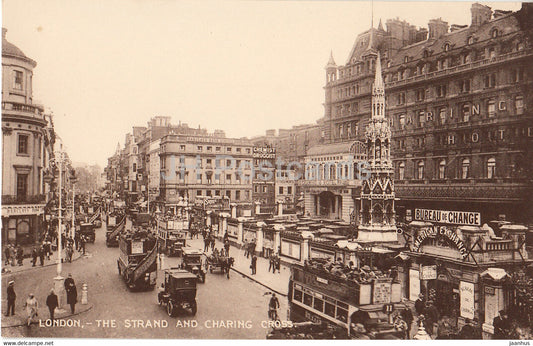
[
  {"xmin": 471, "ymin": 3, "xmax": 492, "ymax": 28},
  {"xmin": 428, "ymin": 18, "xmax": 449, "ymax": 39}
]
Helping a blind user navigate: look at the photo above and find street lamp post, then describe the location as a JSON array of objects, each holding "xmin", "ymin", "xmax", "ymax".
[
  {"xmin": 53, "ymin": 144, "xmax": 66, "ymax": 312},
  {"xmin": 71, "ymin": 173, "xmax": 77, "ymax": 241}
]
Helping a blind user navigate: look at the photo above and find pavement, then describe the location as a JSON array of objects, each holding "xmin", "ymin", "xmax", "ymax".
[
  {"xmin": 1, "ymin": 248, "xmax": 93, "ymax": 328},
  {"xmin": 193, "ymin": 237, "xmax": 291, "ymax": 297}
]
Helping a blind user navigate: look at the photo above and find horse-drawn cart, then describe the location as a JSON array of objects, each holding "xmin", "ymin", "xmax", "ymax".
[{"xmin": 207, "ymin": 254, "xmax": 234, "ymax": 279}]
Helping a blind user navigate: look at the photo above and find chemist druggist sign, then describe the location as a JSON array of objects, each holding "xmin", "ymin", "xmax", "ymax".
[{"xmin": 414, "ymin": 208, "xmax": 481, "ymax": 226}]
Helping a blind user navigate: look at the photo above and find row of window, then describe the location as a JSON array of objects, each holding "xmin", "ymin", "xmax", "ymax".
[
  {"xmin": 175, "ymin": 144, "xmax": 251, "ymax": 154},
  {"xmin": 195, "ymin": 189, "xmax": 249, "ymax": 200},
  {"xmin": 278, "ymin": 186, "xmax": 293, "ymax": 195},
  {"xmin": 292, "ymin": 285, "xmax": 349, "ymax": 324},
  {"xmin": 397, "ymin": 157, "xmax": 497, "ymax": 180},
  {"xmin": 395, "ymin": 95, "xmax": 524, "ymax": 129},
  {"xmin": 393, "ymin": 69, "xmax": 523, "ymax": 106},
  {"xmin": 161, "ymin": 157, "xmax": 253, "ymax": 170}
]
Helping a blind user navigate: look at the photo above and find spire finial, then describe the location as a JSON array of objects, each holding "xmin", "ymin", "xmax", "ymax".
[
  {"xmin": 326, "ymin": 50, "xmax": 337, "ymax": 68},
  {"xmin": 371, "ymin": 0, "xmax": 374, "ymax": 29},
  {"xmin": 374, "ymin": 51, "xmax": 384, "ymax": 89},
  {"xmin": 378, "ymin": 18, "xmax": 384, "ymax": 31}
]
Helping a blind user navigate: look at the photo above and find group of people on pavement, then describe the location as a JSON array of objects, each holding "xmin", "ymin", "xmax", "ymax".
[{"xmin": 4, "ymin": 274, "xmax": 79, "ymax": 327}]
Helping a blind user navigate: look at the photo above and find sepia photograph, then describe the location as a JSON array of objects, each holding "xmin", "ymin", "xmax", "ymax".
[{"xmin": 1, "ymin": 0, "xmax": 532, "ymax": 343}]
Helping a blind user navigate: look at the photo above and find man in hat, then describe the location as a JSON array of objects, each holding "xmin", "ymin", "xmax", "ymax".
[
  {"xmin": 415, "ymin": 293, "xmax": 425, "ymax": 316},
  {"xmin": 5, "ymin": 281, "xmax": 16, "ymax": 316},
  {"xmin": 46, "ymin": 289, "xmax": 58, "ymax": 321},
  {"xmin": 493, "ymin": 310, "xmax": 510, "ymax": 339}
]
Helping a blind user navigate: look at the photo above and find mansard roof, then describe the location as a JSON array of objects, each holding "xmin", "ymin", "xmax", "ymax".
[{"xmin": 389, "ymin": 12, "xmax": 521, "ymax": 68}]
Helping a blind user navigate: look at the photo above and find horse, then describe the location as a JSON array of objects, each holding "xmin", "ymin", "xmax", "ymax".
[{"xmin": 220, "ymin": 256, "xmax": 235, "ymax": 279}]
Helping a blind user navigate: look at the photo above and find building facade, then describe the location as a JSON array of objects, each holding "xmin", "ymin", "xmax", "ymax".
[
  {"xmin": 159, "ymin": 132, "xmax": 254, "ymax": 210},
  {"xmin": 1, "ymin": 28, "xmax": 50, "ymax": 247},
  {"xmin": 323, "ymin": 3, "xmax": 533, "ymax": 225}
]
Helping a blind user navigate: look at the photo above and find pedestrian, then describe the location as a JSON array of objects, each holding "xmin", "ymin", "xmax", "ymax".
[
  {"xmin": 424, "ymin": 301, "xmax": 439, "ymax": 337},
  {"xmin": 44, "ymin": 240, "xmax": 51, "ymax": 260},
  {"xmin": 80, "ymin": 236, "xmax": 86, "ymax": 254},
  {"xmin": 16, "ymin": 246, "xmax": 24, "ymax": 266},
  {"xmin": 415, "ymin": 293, "xmax": 425, "ymax": 315},
  {"xmin": 66, "ymin": 283, "xmax": 77, "ymax": 314},
  {"xmin": 5, "ymin": 280, "xmax": 16, "ymax": 316},
  {"xmin": 66, "ymin": 244, "xmax": 74, "ymax": 262},
  {"xmin": 223, "ymin": 232, "xmax": 229, "ymax": 243},
  {"xmin": 401, "ymin": 306, "xmax": 414, "ymax": 337},
  {"xmin": 493, "ymin": 310, "xmax": 510, "ymax": 339},
  {"xmin": 39, "ymin": 245, "xmax": 45, "ymax": 266},
  {"xmin": 243, "ymin": 240, "xmax": 249, "ymax": 257},
  {"xmin": 250, "ymin": 240, "xmax": 256, "ymax": 258},
  {"xmin": 393, "ymin": 314, "xmax": 409, "ymax": 339},
  {"xmin": 32, "ymin": 247, "xmax": 38, "ymax": 266},
  {"xmin": 251, "ymin": 254, "xmax": 257, "ymax": 275},
  {"xmin": 64, "ymin": 273, "xmax": 75, "ymax": 293},
  {"xmin": 203, "ymin": 237, "xmax": 210, "ymax": 252},
  {"xmin": 268, "ymin": 253, "xmax": 275, "ymax": 273},
  {"xmin": 210, "ymin": 234, "xmax": 215, "ymax": 251},
  {"xmin": 46, "ymin": 289, "xmax": 58, "ymax": 321},
  {"xmin": 275, "ymin": 254, "xmax": 281, "ymax": 273},
  {"xmin": 224, "ymin": 239, "xmax": 230, "ymax": 256},
  {"xmin": 4, "ymin": 245, "xmax": 11, "ymax": 266},
  {"xmin": 24, "ymin": 293, "xmax": 38, "ymax": 327},
  {"xmin": 74, "ymin": 233, "xmax": 80, "ymax": 251}
]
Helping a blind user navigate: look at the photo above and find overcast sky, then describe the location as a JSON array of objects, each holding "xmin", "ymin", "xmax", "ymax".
[{"xmin": 2, "ymin": 0, "xmax": 521, "ymax": 167}]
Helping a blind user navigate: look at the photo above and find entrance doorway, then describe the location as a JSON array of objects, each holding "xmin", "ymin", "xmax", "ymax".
[{"xmin": 317, "ymin": 191, "xmax": 340, "ymax": 219}]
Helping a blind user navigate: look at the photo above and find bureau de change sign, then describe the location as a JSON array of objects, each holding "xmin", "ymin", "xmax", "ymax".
[{"xmin": 414, "ymin": 208, "xmax": 481, "ymax": 226}]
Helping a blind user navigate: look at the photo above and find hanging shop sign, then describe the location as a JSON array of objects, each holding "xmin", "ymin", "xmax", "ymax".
[
  {"xmin": 414, "ymin": 208, "xmax": 480, "ymax": 226},
  {"xmin": 413, "ymin": 225, "xmax": 468, "ymax": 259},
  {"xmin": 420, "ymin": 265, "xmax": 437, "ymax": 280}
]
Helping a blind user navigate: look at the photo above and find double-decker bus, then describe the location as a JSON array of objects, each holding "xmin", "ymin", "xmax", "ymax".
[{"xmin": 288, "ymin": 260, "xmax": 406, "ymax": 339}]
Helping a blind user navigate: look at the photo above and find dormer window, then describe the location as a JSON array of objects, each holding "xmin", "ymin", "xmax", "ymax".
[
  {"xmin": 467, "ymin": 36, "xmax": 474, "ymax": 45},
  {"xmin": 444, "ymin": 43, "xmax": 450, "ymax": 52},
  {"xmin": 491, "ymin": 28, "xmax": 499, "ymax": 39},
  {"xmin": 404, "ymin": 56, "xmax": 409, "ymax": 63}
]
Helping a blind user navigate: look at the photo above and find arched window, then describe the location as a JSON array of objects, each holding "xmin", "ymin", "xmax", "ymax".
[
  {"xmin": 444, "ymin": 43, "xmax": 450, "ymax": 52},
  {"xmin": 467, "ymin": 36, "xmax": 474, "ymax": 45},
  {"xmin": 399, "ymin": 162, "xmax": 405, "ymax": 180},
  {"xmin": 404, "ymin": 56, "xmax": 409, "ymax": 63},
  {"xmin": 461, "ymin": 158, "xmax": 470, "ymax": 179},
  {"xmin": 417, "ymin": 161, "xmax": 425, "ymax": 180},
  {"xmin": 438, "ymin": 160, "xmax": 446, "ymax": 179},
  {"xmin": 491, "ymin": 28, "xmax": 499, "ymax": 39},
  {"xmin": 487, "ymin": 157, "xmax": 496, "ymax": 178}
]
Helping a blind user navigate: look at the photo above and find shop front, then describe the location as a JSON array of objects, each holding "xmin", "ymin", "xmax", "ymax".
[
  {"xmin": 2, "ymin": 204, "xmax": 45, "ymax": 247},
  {"xmin": 399, "ymin": 210, "xmax": 531, "ymax": 338}
]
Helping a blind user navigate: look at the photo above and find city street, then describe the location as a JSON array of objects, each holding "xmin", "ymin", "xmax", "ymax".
[{"xmin": 2, "ymin": 223, "xmax": 287, "ymax": 339}]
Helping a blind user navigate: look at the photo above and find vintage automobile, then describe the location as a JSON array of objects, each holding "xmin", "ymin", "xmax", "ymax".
[
  {"xmin": 166, "ymin": 230, "xmax": 188, "ymax": 257},
  {"xmin": 79, "ymin": 222, "xmax": 96, "ymax": 243},
  {"xmin": 157, "ymin": 268, "xmax": 198, "ymax": 316},
  {"xmin": 181, "ymin": 248, "xmax": 206, "ymax": 283}
]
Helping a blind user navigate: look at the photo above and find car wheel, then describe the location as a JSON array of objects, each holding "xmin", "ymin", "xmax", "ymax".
[{"xmin": 167, "ymin": 301, "xmax": 174, "ymax": 317}]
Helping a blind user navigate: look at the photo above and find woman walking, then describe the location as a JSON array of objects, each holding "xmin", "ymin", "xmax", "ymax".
[{"xmin": 24, "ymin": 293, "xmax": 38, "ymax": 327}]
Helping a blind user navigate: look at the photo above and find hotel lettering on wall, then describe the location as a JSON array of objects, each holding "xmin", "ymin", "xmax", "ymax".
[{"xmin": 414, "ymin": 208, "xmax": 481, "ymax": 226}]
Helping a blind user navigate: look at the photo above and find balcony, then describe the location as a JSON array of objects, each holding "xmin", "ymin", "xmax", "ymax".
[
  {"xmin": 2, "ymin": 101, "xmax": 46, "ymax": 124},
  {"xmin": 2, "ymin": 194, "xmax": 46, "ymax": 205},
  {"xmin": 386, "ymin": 49, "xmax": 532, "ymax": 89}
]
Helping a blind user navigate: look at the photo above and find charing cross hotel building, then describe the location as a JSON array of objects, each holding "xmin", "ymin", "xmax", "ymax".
[{"xmin": 320, "ymin": 3, "xmax": 533, "ymax": 226}]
